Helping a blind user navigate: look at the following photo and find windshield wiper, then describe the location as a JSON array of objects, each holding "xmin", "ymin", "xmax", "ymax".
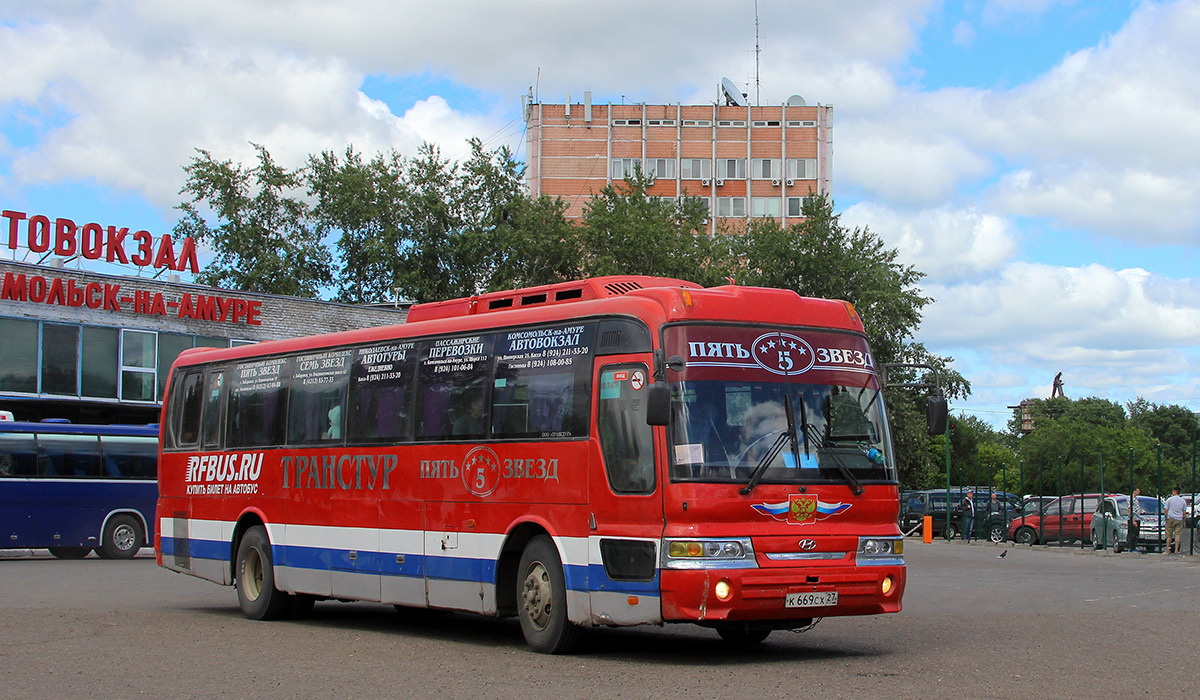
[
  {"xmin": 802, "ymin": 424, "xmax": 865, "ymax": 496},
  {"xmin": 740, "ymin": 390, "xmax": 803, "ymax": 496},
  {"xmin": 738, "ymin": 431, "xmax": 791, "ymax": 495}
]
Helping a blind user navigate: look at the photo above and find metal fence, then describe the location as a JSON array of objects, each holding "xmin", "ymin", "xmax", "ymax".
[{"xmin": 912, "ymin": 436, "xmax": 1199, "ymax": 556}]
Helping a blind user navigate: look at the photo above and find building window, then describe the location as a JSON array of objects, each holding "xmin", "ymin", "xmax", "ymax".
[
  {"xmin": 787, "ymin": 158, "xmax": 817, "ymax": 179},
  {"xmin": 716, "ymin": 197, "xmax": 746, "ymax": 217},
  {"xmin": 644, "ymin": 158, "xmax": 676, "ymax": 179},
  {"xmin": 81, "ymin": 327, "xmax": 119, "ymax": 399},
  {"xmin": 0, "ymin": 318, "xmax": 38, "ymax": 393},
  {"xmin": 611, "ymin": 119, "xmax": 641, "ymax": 126},
  {"xmin": 752, "ymin": 120, "xmax": 781, "ymax": 127},
  {"xmin": 120, "ymin": 330, "xmax": 157, "ymax": 402},
  {"xmin": 752, "ymin": 159, "xmax": 782, "ymax": 179},
  {"xmin": 41, "ymin": 323, "xmax": 79, "ymax": 396},
  {"xmin": 787, "ymin": 120, "xmax": 817, "ymax": 127},
  {"xmin": 680, "ymin": 159, "xmax": 712, "ymax": 180},
  {"xmin": 646, "ymin": 119, "xmax": 675, "ymax": 126},
  {"xmin": 611, "ymin": 158, "xmax": 642, "ymax": 179},
  {"xmin": 682, "ymin": 119, "xmax": 712, "ymax": 127},
  {"xmin": 717, "ymin": 120, "xmax": 746, "ymax": 127},
  {"xmin": 751, "ymin": 197, "xmax": 782, "ymax": 218},
  {"xmin": 787, "ymin": 196, "xmax": 818, "ymax": 217},
  {"xmin": 717, "ymin": 159, "xmax": 746, "ymax": 179},
  {"xmin": 689, "ymin": 196, "xmax": 712, "ymax": 216}
]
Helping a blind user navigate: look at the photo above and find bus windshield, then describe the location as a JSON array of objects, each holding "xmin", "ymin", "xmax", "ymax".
[{"xmin": 664, "ymin": 323, "xmax": 894, "ymax": 486}]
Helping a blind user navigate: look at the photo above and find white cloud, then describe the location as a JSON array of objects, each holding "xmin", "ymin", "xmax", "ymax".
[
  {"xmin": 842, "ymin": 202, "xmax": 1017, "ymax": 283},
  {"xmin": 921, "ymin": 262, "xmax": 1200, "ymax": 351}
]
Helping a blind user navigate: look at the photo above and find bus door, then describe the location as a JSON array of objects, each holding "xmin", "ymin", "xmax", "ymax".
[{"xmin": 589, "ymin": 360, "xmax": 663, "ymax": 625}]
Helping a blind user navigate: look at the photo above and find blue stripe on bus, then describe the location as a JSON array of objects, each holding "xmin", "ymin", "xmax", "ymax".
[{"xmin": 161, "ymin": 538, "xmax": 661, "ymax": 595}]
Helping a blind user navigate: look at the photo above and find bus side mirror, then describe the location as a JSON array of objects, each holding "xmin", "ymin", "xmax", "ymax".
[
  {"xmin": 646, "ymin": 382, "xmax": 671, "ymax": 426},
  {"xmin": 926, "ymin": 394, "xmax": 948, "ymax": 436}
]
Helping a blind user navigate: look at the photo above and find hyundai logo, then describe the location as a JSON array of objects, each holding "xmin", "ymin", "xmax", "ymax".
[{"xmin": 798, "ymin": 539, "xmax": 817, "ymax": 551}]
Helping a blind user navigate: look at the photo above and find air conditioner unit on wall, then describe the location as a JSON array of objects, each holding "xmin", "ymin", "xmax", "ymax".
[
  {"xmin": 786, "ymin": 179, "xmax": 795, "ymax": 186},
  {"xmin": 715, "ymin": 179, "xmax": 725, "ymax": 186},
  {"xmin": 701, "ymin": 179, "xmax": 710, "ymax": 186},
  {"xmin": 771, "ymin": 179, "xmax": 780, "ymax": 186}
]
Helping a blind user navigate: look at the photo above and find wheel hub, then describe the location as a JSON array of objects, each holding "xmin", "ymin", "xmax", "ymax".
[
  {"xmin": 113, "ymin": 523, "xmax": 136, "ymax": 551},
  {"xmin": 521, "ymin": 561, "xmax": 552, "ymax": 631}
]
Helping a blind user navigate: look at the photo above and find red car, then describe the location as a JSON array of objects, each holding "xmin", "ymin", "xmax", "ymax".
[{"xmin": 1008, "ymin": 493, "xmax": 1108, "ymax": 545}]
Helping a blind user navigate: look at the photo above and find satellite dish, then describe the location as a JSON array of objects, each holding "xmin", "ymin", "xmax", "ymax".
[
  {"xmin": 721, "ymin": 77, "xmax": 748, "ymax": 107},
  {"xmin": 786, "ymin": 94, "xmax": 807, "ymax": 107}
]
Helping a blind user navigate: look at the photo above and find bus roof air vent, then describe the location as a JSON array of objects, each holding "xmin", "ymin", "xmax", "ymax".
[{"xmin": 602, "ymin": 280, "xmax": 644, "ymax": 296}]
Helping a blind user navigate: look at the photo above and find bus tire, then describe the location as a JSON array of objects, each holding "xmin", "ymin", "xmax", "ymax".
[
  {"xmin": 235, "ymin": 526, "xmax": 289, "ymax": 621},
  {"xmin": 517, "ymin": 535, "xmax": 581, "ymax": 654},
  {"xmin": 99, "ymin": 514, "xmax": 143, "ymax": 560},
  {"xmin": 48, "ymin": 546, "xmax": 93, "ymax": 559}
]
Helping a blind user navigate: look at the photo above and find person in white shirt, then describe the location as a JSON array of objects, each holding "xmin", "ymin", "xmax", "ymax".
[{"xmin": 1164, "ymin": 487, "xmax": 1188, "ymax": 555}]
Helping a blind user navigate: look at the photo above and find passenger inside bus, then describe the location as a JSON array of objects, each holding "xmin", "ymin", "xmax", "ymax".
[{"xmin": 452, "ymin": 393, "xmax": 485, "ymax": 436}]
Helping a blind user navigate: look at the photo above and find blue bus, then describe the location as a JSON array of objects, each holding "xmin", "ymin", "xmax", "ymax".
[{"xmin": 0, "ymin": 420, "xmax": 158, "ymax": 559}]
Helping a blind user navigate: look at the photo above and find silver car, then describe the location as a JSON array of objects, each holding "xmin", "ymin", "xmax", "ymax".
[{"xmin": 1090, "ymin": 495, "xmax": 1166, "ymax": 553}]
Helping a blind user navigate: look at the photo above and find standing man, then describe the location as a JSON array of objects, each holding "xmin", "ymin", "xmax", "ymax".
[
  {"xmin": 961, "ymin": 490, "xmax": 976, "ymax": 542},
  {"xmin": 1128, "ymin": 487, "xmax": 1143, "ymax": 553},
  {"xmin": 1164, "ymin": 487, "xmax": 1188, "ymax": 555}
]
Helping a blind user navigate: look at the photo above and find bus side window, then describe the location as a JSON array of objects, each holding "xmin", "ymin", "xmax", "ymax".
[
  {"xmin": 288, "ymin": 349, "xmax": 352, "ymax": 445},
  {"xmin": 0, "ymin": 433, "xmax": 36, "ymax": 476},
  {"xmin": 227, "ymin": 358, "xmax": 289, "ymax": 448},
  {"xmin": 598, "ymin": 364, "xmax": 655, "ymax": 494},
  {"xmin": 100, "ymin": 436, "xmax": 158, "ymax": 479},
  {"xmin": 37, "ymin": 434, "xmax": 101, "ymax": 478},
  {"xmin": 347, "ymin": 342, "xmax": 415, "ymax": 443},
  {"xmin": 174, "ymin": 371, "xmax": 204, "ymax": 448},
  {"xmin": 415, "ymin": 335, "xmax": 494, "ymax": 441},
  {"xmin": 491, "ymin": 323, "xmax": 595, "ymax": 440},
  {"xmin": 201, "ymin": 370, "xmax": 225, "ymax": 449}
]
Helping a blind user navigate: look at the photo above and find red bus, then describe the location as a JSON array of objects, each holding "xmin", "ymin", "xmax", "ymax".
[{"xmin": 156, "ymin": 276, "xmax": 935, "ymax": 653}]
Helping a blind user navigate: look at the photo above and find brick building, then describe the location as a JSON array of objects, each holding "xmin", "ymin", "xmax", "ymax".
[{"xmin": 524, "ymin": 89, "xmax": 832, "ymax": 233}]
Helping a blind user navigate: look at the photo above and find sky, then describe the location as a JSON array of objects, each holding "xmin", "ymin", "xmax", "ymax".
[{"xmin": 2, "ymin": 0, "xmax": 1199, "ymax": 429}]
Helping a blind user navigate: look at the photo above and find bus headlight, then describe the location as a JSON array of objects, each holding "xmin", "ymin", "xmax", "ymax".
[
  {"xmin": 856, "ymin": 537, "xmax": 904, "ymax": 566},
  {"xmin": 714, "ymin": 579, "xmax": 733, "ymax": 601},
  {"xmin": 662, "ymin": 538, "xmax": 755, "ymax": 569}
]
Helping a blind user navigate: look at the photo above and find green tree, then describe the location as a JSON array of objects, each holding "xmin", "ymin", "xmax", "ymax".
[
  {"xmin": 578, "ymin": 171, "xmax": 735, "ymax": 285},
  {"xmin": 1012, "ymin": 397, "xmax": 1159, "ymax": 495},
  {"xmin": 488, "ymin": 195, "xmax": 582, "ymax": 290},
  {"xmin": 174, "ymin": 144, "xmax": 331, "ymax": 297},
  {"xmin": 307, "ymin": 146, "xmax": 409, "ymax": 303},
  {"xmin": 1127, "ymin": 399, "xmax": 1200, "ymax": 489}
]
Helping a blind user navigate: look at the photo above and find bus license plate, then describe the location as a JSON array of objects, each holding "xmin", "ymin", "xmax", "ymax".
[{"xmin": 786, "ymin": 591, "xmax": 837, "ymax": 608}]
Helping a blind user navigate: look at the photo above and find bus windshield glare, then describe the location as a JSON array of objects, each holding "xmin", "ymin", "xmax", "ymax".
[{"xmin": 664, "ymin": 324, "xmax": 894, "ymax": 485}]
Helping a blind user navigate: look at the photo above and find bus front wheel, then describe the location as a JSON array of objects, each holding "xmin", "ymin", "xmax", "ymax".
[
  {"xmin": 235, "ymin": 526, "xmax": 289, "ymax": 621},
  {"xmin": 517, "ymin": 535, "xmax": 581, "ymax": 654},
  {"xmin": 98, "ymin": 514, "xmax": 143, "ymax": 560}
]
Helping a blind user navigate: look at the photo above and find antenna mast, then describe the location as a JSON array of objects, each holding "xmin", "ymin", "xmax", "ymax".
[{"xmin": 754, "ymin": 0, "xmax": 761, "ymax": 105}]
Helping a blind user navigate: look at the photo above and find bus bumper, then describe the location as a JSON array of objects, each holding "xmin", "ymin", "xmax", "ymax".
[{"xmin": 658, "ymin": 564, "xmax": 905, "ymax": 623}]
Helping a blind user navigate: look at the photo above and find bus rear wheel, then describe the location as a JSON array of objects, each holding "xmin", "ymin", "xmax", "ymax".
[
  {"xmin": 48, "ymin": 546, "xmax": 92, "ymax": 559},
  {"xmin": 235, "ymin": 526, "xmax": 289, "ymax": 621},
  {"xmin": 98, "ymin": 514, "xmax": 143, "ymax": 560},
  {"xmin": 517, "ymin": 535, "xmax": 581, "ymax": 654}
]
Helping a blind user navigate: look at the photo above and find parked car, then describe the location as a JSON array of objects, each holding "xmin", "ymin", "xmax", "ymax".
[
  {"xmin": 902, "ymin": 488, "xmax": 1018, "ymax": 541},
  {"xmin": 1008, "ymin": 493, "xmax": 1106, "ymax": 545},
  {"xmin": 1089, "ymin": 494, "xmax": 1167, "ymax": 553},
  {"xmin": 1019, "ymin": 495, "xmax": 1057, "ymax": 516}
]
